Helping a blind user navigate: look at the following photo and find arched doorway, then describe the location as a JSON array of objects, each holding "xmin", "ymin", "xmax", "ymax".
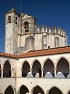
[
  {"xmin": 24, "ymin": 21, "xmax": 29, "ymax": 32},
  {"xmin": 44, "ymin": 59, "xmax": 54, "ymax": 77},
  {"xmin": 57, "ymin": 58, "xmax": 69, "ymax": 77},
  {"xmin": 33, "ymin": 86, "xmax": 44, "ymax": 94},
  {"xmin": 20, "ymin": 85, "xmax": 29, "ymax": 94},
  {"xmin": 32, "ymin": 60, "xmax": 41, "ymax": 77},
  {"xmin": 3, "ymin": 60, "xmax": 11, "ymax": 77},
  {"xmin": 4, "ymin": 86, "xmax": 14, "ymax": 94},
  {"xmin": 22, "ymin": 61, "xmax": 30, "ymax": 77},
  {"xmin": 48, "ymin": 87, "xmax": 62, "ymax": 94}
]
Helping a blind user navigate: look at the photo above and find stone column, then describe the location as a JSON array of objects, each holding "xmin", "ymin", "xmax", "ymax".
[
  {"xmin": 11, "ymin": 69, "xmax": 14, "ymax": 77},
  {"xmin": 69, "ymin": 66, "xmax": 70, "ymax": 73},
  {"xmin": 54, "ymin": 67, "xmax": 57, "ymax": 77},
  {"xmin": 21, "ymin": 68, "xmax": 23, "ymax": 77},
  {"xmin": 29, "ymin": 68, "xmax": 32, "ymax": 73},
  {"xmin": 41, "ymin": 68, "xmax": 44, "ymax": 77},
  {"xmin": 1, "ymin": 68, "xmax": 3, "ymax": 78}
]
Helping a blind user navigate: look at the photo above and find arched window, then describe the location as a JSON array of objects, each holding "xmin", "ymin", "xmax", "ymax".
[
  {"xmin": 25, "ymin": 36, "xmax": 34, "ymax": 51},
  {"xmin": 24, "ymin": 21, "xmax": 29, "ymax": 32},
  {"xmin": 54, "ymin": 37, "xmax": 59, "ymax": 47},
  {"xmin": 8, "ymin": 16, "xmax": 11, "ymax": 23}
]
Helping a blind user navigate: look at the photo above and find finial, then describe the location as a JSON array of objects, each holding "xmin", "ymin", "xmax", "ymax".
[{"xmin": 12, "ymin": 3, "xmax": 14, "ymax": 9}]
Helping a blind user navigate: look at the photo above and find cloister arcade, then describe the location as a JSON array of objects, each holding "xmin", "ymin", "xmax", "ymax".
[
  {"xmin": 21, "ymin": 57, "xmax": 70, "ymax": 78},
  {"xmin": 0, "ymin": 57, "xmax": 70, "ymax": 78},
  {"xmin": 1, "ymin": 85, "xmax": 70, "ymax": 94}
]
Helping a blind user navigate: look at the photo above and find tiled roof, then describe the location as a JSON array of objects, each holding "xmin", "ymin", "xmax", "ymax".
[
  {"xmin": 0, "ymin": 46, "xmax": 70, "ymax": 59},
  {"xmin": 17, "ymin": 46, "xmax": 70, "ymax": 58},
  {"xmin": 0, "ymin": 52, "xmax": 16, "ymax": 59}
]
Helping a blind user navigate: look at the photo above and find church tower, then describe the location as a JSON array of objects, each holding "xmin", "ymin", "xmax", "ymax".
[
  {"xmin": 5, "ymin": 8, "xmax": 20, "ymax": 54},
  {"xmin": 5, "ymin": 8, "xmax": 67, "ymax": 54}
]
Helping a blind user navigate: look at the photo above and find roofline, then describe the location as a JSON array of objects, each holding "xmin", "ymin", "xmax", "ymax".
[
  {"xmin": 0, "ymin": 52, "xmax": 17, "ymax": 59},
  {"xmin": 0, "ymin": 46, "xmax": 70, "ymax": 59},
  {"xmin": 5, "ymin": 8, "xmax": 20, "ymax": 16},
  {"xmin": 16, "ymin": 46, "xmax": 70, "ymax": 59},
  {"xmin": 17, "ymin": 52, "xmax": 70, "ymax": 59}
]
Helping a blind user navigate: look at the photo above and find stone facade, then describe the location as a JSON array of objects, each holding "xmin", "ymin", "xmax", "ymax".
[{"xmin": 5, "ymin": 8, "xmax": 67, "ymax": 54}]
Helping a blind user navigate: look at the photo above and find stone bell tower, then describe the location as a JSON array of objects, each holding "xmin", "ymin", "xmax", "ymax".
[{"xmin": 5, "ymin": 8, "xmax": 20, "ymax": 54}]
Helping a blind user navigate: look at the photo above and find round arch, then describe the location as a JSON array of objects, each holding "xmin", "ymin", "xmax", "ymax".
[
  {"xmin": 4, "ymin": 86, "xmax": 14, "ymax": 94},
  {"xmin": 32, "ymin": 60, "xmax": 41, "ymax": 77},
  {"xmin": 19, "ymin": 85, "xmax": 29, "ymax": 94},
  {"xmin": 32, "ymin": 85, "xmax": 44, "ymax": 94},
  {"xmin": 22, "ymin": 61, "xmax": 30, "ymax": 77},
  {"xmin": 3, "ymin": 60, "xmax": 11, "ymax": 77},
  {"xmin": 48, "ymin": 86, "xmax": 63, "ymax": 94},
  {"xmin": 57, "ymin": 57, "xmax": 69, "ymax": 77},
  {"xmin": 43, "ymin": 59, "xmax": 54, "ymax": 77}
]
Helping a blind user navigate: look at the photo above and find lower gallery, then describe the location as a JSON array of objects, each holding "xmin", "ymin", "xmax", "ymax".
[{"xmin": 0, "ymin": 46, "xmax": 70, "ymax": 94}]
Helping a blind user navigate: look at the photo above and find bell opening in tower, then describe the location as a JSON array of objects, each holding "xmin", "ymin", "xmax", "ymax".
[
  {"xmin": 8, "ymin": 16, "xmax": 11, "ymax": 23},
  {"xmin": 24, "ymin": 21, "xmax": 29, "ymax": 32}
]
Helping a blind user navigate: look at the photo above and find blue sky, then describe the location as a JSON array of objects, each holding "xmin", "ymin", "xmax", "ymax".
[{"xmin": 0, "ymin": 0, "xmax": 70, "ymax": 52}]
